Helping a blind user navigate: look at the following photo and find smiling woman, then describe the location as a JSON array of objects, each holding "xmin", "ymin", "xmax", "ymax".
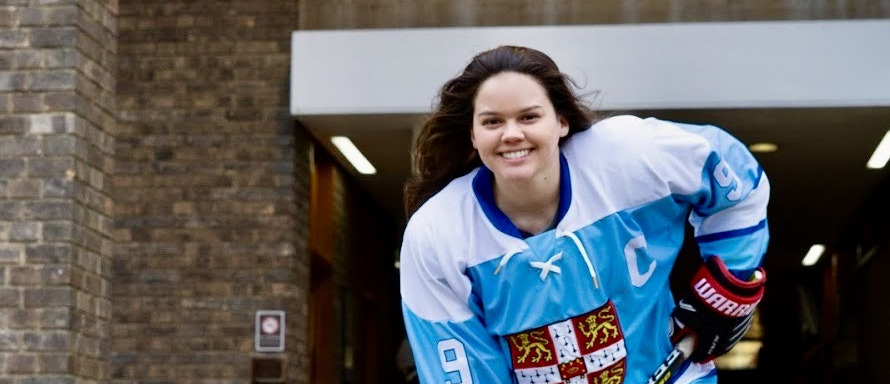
[
  {"xmin": 403, "ymin": 46, "xmax": 593, "ymax": 218},
  {"xmin": 470, "ymin": 72, "xmax": 569, "ymax": 235},
  {"xmin": 399, "ymin": 45, "xmax": 770, "ymax": 384}
]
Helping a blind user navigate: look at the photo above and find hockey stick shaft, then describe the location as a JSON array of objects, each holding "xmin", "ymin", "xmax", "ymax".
[{"xmin": 646, "ymin": 336, "xmax": 694, "ymax": 384}]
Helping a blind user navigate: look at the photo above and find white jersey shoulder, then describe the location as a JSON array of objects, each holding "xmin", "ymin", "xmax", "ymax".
[
  {"xmin": 559, "ymin": 115, "xmax": 712, "ymax": 232},
  {"xmin": 401, "ymin": 169, "xmax": 524, "ymax": 322},
  {"xmin": 406, "ymin": 169, "xmax": 523, "ymax": 264}
]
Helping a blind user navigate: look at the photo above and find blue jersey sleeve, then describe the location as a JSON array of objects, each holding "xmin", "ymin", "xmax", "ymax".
[
  {"xmin": 400, "ymin": 219, "xmax": 514, "ymax": 384},
  {"xmin": 673, "ymin": 121, "xmax": 770, "ymax": 271},
  {"xmin": 402, "ymin": 304, "xmax": 513, "ymax": 384}
]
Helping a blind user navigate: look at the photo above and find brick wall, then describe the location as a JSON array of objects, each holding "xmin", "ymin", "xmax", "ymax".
[
  {"xmin": 298, "ymin": 0, "xmax": 890, "ymax": 29},
  {"xmin": 0, "ymin": 0, "xmax": 117, "ymax": 383},
  {"xmin": 113, "ymin": 0, "xmax": 308, "ymax": 383}
]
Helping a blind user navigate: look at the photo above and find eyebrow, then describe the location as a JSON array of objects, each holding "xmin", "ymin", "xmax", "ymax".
[{"xmin": 476, "ymin": 105, "xmax": 543, "ymax": 117}]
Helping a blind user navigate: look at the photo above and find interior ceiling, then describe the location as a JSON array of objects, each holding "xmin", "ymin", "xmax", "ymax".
[{"xmin": 300, "ymin": 106, "xmax": 890, "ymax": 274}]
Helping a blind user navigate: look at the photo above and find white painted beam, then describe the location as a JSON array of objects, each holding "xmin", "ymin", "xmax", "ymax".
[{"xmin": 291, "ymin": 20, "xmax": 890, "ymax": 116}]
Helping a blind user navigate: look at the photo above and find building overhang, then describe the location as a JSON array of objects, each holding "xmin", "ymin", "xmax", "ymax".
[{"xmin": 291, "ymin": 19, "xmax": 890, "ymax": 117}]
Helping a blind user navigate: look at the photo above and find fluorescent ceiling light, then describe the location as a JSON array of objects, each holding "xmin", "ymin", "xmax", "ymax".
[
  {"xmin": 748, "ymin": 143, "xmax": 778, "ymax": 153},
  {"xmin": 330, "ymin": 136, "xmax": 377, "ymax": 175},
  {"xmin": 866, "ymin": 129, "xmax": 890, "ymax": 169},
  {"xmin": 802, "ymin": 244, "xmax": 825, "ymax": 266}
]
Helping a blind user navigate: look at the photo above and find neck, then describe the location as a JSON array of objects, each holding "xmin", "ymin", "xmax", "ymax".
[{"xmin": 493, "ymin": 165, "xmax": 561, "ymax": 236}]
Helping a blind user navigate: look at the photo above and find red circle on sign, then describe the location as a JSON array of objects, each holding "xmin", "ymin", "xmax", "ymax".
[{"xmin": 261, "ymin": 316, "xmax": 280, "ymax": 334}]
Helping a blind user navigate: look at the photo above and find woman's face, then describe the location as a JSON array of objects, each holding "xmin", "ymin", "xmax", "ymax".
[{"xmin": 471, "ymin": 72, "xmax": 568, "ymax": 186}]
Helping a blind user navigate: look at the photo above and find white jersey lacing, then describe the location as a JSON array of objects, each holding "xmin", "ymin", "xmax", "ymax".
[
  {"xmin": 560, "ymin": 230, "xmax": 599, "ymax": 289},
  {"xmin": 492, "ymin": 230, "xmax": 600, "ymax": 289}
]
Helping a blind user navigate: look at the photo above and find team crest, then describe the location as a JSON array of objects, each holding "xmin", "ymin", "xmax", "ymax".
[{"xmin": 505, "ymin": 301, "xmax": 627, "ymax": 384}]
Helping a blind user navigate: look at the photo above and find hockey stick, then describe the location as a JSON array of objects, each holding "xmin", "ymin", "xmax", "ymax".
[{"xmin": 645, "ymin": 336, "xmax": 694, "ymax": 384}]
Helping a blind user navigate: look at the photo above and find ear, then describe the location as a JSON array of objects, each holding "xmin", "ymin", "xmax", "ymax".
[
  {"xmin": 558, "ymin": 116, "xmax": 569, "ymax": 138},
  {"xmin": 470, "ymin": 127, "xmax": 478, "ymax": 149}
]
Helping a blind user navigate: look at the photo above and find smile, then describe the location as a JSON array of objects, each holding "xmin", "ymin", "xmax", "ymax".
[{"xmin": 501, "ymin": 149, "xmax": 530, "ymax": 159}]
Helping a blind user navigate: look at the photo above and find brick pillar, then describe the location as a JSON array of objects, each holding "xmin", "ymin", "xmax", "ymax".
[
  {"xmin": 113, "ymin": 1, "xmax": 308, "ymax": 383},
  {"xmin": 0, "ymin": 0, "xmax": 117, "ymax": 383}
]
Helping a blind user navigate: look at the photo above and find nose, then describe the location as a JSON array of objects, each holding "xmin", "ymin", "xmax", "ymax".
[{"xmin": 502, "ymin": 120, "xmax": 524, "ymax": 142}]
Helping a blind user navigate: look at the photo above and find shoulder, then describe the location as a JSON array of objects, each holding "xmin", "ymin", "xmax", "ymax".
[
  {"xmin": 406, "ymin": 169, "xmax": 477, "ymax": 231},
  {"xmin": 402, "ymin": 169, "xmax": 478, "ymax": 254},
  {"xmin": 399, "ymin": 170, "xmax": 482, "ymax": 322},
  {"xmin": 565, "ymin": 115, "xmax": 713, "ymax": 162},
  {"xmin": 403, "ymin": 168, "xmax": 521, "ymax": 268},
  {"xmin": 573, "ymin": 114, "xmax": 716, "ymax": 144},
  {"xmin": 560, "ymin": 115, "xmax": 726, "ymax": 206}
]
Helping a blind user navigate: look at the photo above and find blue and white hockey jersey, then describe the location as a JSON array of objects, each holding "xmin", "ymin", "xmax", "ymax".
[{"xmin": 400, "ymin": 115, "xmax": 770, "ymax": 384}]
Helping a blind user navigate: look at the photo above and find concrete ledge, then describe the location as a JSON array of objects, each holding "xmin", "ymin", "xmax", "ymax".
[{"xmin": 291, "ymin": 20, "xmax": 890, "ymax": 116}]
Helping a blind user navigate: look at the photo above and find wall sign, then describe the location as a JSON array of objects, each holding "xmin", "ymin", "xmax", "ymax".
[{"xmin": 255, "ymin": 310, "xmax": 285, "ymax": 352}]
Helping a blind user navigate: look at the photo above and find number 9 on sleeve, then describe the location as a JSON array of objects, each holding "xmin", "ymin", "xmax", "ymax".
[{"xmin": 438, "ymin": 339, "xmax": 473, "ymax": 384}]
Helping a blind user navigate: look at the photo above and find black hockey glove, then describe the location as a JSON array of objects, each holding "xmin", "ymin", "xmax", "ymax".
[{"xmin": 670, "ymin": 256, "xmax": 766, "ymax": 363}]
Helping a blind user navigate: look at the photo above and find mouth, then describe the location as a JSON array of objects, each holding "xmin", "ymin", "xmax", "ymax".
[{"xmin": 500, "ymin": 149, "xmax": 531, "ymax": 160}]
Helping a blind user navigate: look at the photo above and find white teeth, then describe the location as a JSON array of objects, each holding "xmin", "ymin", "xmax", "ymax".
[{"xmin": 502, "ymin": 149, "xmax": 530, "ymax": 159}]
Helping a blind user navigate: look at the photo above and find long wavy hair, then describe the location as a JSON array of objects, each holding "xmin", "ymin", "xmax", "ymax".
[{"xmin": 403, "ymin": 45, "xmax": 596, "ymax": 217}]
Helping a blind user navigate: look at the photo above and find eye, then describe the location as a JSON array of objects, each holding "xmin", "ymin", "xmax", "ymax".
[
  {"xmin": 481, "ymin": 118, "xmax": 501, "ymax": 126},
  {"xmin": 520, "ymin": 113, "xmax": 541, "ymax": 122}
]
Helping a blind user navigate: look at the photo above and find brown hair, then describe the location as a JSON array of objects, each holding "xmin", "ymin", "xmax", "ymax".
[{"xmin": 403, "ymin": 45, "xmax": 595, "ymax": 217}]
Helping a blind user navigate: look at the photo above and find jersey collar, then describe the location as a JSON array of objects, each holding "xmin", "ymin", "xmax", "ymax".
[{"xmin": 472, "ymin": 152, "xmax": 572, "ymax": 239}]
